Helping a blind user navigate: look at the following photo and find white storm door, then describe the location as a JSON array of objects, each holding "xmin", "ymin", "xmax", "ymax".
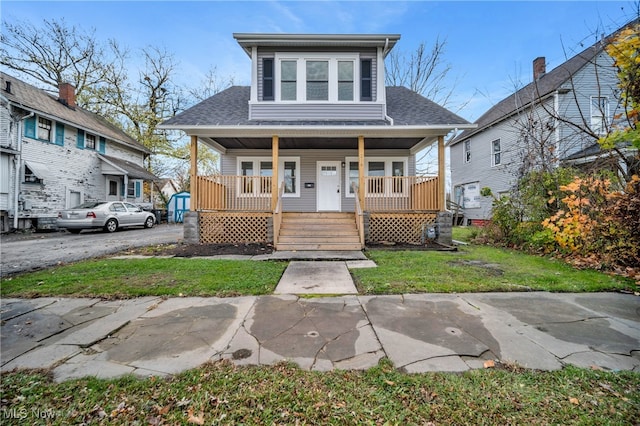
[{"xmin": 317, "ymin": 161, "xmax": 341, "ymax": 211}]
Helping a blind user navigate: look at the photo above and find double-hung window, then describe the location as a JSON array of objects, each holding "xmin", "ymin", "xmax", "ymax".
[
  {"xmin": 491, "ymin": 139, "xmax": 501, "ymax": 166},
  {"xmin": 338, "ymin": 61, "xmax": 354, "ymax": 101},
  {"xmin": 85, "ymin": 134, "xmax": 96, "ymax": 150},
  {"xmin": 238, "ymin": 157, "xmax": 300, "ymax": 197},
  {"xmin": 464, "ymin": 140, "xmax": 471, "ymax": 163},
  {"xmin": 591, "ymin": 96, "xmax": 608, "ymax": 135},
  {"xmin": 306, "ymin": 60, "xmax": 329, "ymax": 100},
  {"xmin": 280, "ymin": 60, "xmax": 297, "ymax": 101},
  {"xmin": 345, "ymin": 157, "xmax": 407, "ymax": 197},
  {"xmin": 274, "ymin": 54, "xmax": 359, "ymax": 102},
  {"xmin": 37, "ymin": 117, "xmax": 52, "ymax": 142}
]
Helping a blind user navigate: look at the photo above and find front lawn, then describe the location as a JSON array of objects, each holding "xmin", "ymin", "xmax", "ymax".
[
  {"xmin": 1, "ymin": 258, "xmax": 287, "ymax": 298},
  {"xmin": 352, "ymin": 246, "xmax": 634, "ymax": 294},
  {"xmin": 2, "ymin": 244, "xmax": 634, "ymax": 298}
]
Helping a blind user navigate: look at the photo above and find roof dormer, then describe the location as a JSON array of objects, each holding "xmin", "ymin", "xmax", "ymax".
[{"xmin": 233, "ymin": 33, "xmax": 400, "ymax": 121}]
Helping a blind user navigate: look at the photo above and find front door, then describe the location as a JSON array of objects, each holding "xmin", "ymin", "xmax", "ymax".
[{"xmin": 317, "ymin": 161, "xmax": 341, "ymax": 211}]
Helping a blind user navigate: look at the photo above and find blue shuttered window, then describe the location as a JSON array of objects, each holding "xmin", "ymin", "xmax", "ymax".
[
  {"xmin": 76, "ymin": 129, "xmax": 85, "ymax": 148},
  {"xmin": 99, "ymin": 137, "xmax": 106, "ymax": 153},
  {"xmin": 55, "ymin": 122, "xmax": 65, "ymax": 146},
  {"xmin": 24, "ymin": 116, "xmax": 36, "ymax": 139},
  {"xmin": 135, "ymin": 181, "xmax": 141, "ymax": 198}
]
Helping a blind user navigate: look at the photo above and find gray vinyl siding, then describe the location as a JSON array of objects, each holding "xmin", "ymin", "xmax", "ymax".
[
  {"xmin": 223, "ymin": 148, "xmax": 413, "ymax": 212},
  {"xmin": 450, "ymin": 118, "xmax": 523, "ymax": 221},
  {"xmin": 250, "ymin": 102, "xmax": 386, "ymax": 120},
  {"xmin": 556, "ymin": 51, "xmax": 619, "ymax": 159},
  {"xmin": 255, "ymin": 47, "xmax": 380, "ymax": 120}
]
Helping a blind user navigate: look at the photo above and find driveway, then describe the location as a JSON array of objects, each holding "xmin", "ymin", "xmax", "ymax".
[{"xmin": 0, "ymin": 224, "xmax": 184, "ymax": 277}]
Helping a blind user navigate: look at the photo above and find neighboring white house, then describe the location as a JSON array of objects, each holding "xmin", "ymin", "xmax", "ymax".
[
  {"xmin": 449, "ymin": 21, "xmax": 638, "ymax": 225},
  {"xmin": 0, "ymin": 72, "xmax": 157, "ymax": 232}
]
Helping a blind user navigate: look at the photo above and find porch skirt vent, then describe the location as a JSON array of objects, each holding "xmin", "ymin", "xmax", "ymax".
[
  {"xmin": 368, "ymin": 212, "xmax": 437, "ymax": 244},
  {"xmin": 199, "ymin": 212, "xmax": 271, "ymax": 244}
]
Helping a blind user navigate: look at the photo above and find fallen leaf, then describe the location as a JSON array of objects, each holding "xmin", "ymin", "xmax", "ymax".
[
  {"xmin": 385, "ymin": 380, "xmax": 395, "ymax": 386},
  {"xmin": 483, "ymin": 360, "xmax": 495, "ymax": 369},
  {"xmin": 569, "ymin": 397, "xmax": 580, "ymax": 405},
  {"xmin": 187, "ymin": 408, "xmax": 205, "ymax": 425}
]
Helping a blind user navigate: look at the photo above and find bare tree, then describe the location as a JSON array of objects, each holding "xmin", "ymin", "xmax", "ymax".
[
  {"xmin": 1, "ymin": 18, "xmax": 109, "ymax": 99},
  {"xmin": 385, "ymin": 37, "xmax": 460, "ymax": 108},
  {"xmin": 188, "ymin": 65, "xmax": 235, "ymax": 103}
]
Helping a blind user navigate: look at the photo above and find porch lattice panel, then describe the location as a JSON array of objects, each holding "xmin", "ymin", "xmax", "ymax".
[
  {"xmin": 199, "ymin": 212, "xmax": 271, "ymax": 244},
  {"xmin": 368, "ymin": 212, "xmax": 438, "ymax": 244}
]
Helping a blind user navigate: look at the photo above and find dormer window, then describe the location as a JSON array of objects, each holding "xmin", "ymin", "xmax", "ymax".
[
  {"xmin": 268, "ymin": 54, "xmax": 360, "ymax": 102},
  {"xmin": 281, "ymin": 60, "xmax": 297, "ymax": 101}
]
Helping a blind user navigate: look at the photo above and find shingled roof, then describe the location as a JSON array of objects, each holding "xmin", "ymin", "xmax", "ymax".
[
  {"xmin": 161, "ymin": 86, "xmax": 470, "ymax": 128},
  {"xmin": 451, "ymin": 19, "xmax": 638, "ymax": 146},
  {"xmin": 1, "ymin": 71, "xmax": 149, "ymax": 154}
]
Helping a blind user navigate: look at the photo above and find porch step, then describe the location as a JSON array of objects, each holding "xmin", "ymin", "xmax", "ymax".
[{"xmin": 277, "ymin": 212, "xmax": 362, "ymax": 251}]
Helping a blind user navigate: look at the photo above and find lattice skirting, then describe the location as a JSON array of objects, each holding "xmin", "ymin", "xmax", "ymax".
[
  {"xmin": 199, "ymin": 212, "xmax": 272, "ymax": 244},
  {"xmin": 367, "ymin": 212, "xmax": 438, "ymax": 244}
]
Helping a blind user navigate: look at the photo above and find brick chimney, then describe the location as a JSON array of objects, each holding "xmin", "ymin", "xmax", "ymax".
[
  {"xmin": 533, "ymin": 57, "xmax": 546, "ymax": 81},
  {"xmin": 58, "ymin": 82, "xmax": 76, "ymax": 108}
]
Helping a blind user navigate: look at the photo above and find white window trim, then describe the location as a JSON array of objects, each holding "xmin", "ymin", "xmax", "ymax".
[
  {"xmin": 491, "ymin": 138, "xmax": 502, "ymax": 167},
  {"xmin": 236, "ymin": 156, "xmax": 300, "ymax": 197},
  {"xmin": 344, "ymin": 156, "xmax": 408, "ymax": 197},
  {"xmin": 464, "ymin": 140, "xmax": 471, "ymax": 163},
  {"xmin": 274, "ymin": 52, "xmax": 360, "ymax": 103},
  {"xmin": 590, "ymin": 96, "xmax": 609, "ymax": 136}
]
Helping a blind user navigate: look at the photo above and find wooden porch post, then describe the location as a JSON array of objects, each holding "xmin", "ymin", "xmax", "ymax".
[
  {"xmin": 438, "ymin": 135, "xmax": 445, "ymax": 211},
  {"xmin": 190, "ymin": 135, "xmax": 198, "ymax": 211},
  {"xmin": 271, "ymin": 135, "xmax": 279, "ymax": 210},
  {"xmin": 358, "ymin": 135, "xmax": 365, "ymax": 209}
]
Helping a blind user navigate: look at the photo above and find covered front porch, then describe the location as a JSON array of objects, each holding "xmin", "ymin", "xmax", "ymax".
[{"xmin": 185, "ymin": 132, "xmax": 452, "ymax": 250}]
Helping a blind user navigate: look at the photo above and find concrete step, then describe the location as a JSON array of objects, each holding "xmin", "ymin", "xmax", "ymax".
[{"xmin": 276, "ymin": 243, "xmax": 363, "ymax": 251}]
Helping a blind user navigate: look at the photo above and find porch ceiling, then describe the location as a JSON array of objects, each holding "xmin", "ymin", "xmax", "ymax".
[{"xmin": 203, "ymin": 136, "xmax": 425, "ymax": 150}]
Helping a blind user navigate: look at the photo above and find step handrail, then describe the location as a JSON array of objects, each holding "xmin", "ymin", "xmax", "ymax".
[
  {"xmin": 273, "ymin": 182, "xmax": 285, "ymax": 248},
  {"xmin": 352, "ymin": 183, "xmax": 365, "ymax": 248}
]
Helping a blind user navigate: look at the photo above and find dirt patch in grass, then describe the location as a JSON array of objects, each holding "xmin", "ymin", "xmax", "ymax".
[
  {"xmin": 128, "ymin": 242, "xmax": 275, "ymax": 257},
  {"xmin": 366, "ymin": 241, "xmax": 457, "ymax": 251}
]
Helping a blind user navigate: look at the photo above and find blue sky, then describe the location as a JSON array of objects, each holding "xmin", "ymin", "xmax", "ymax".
[{"xmin": 2, "ymin": 1, "xmax": 635, "ymax": 121}]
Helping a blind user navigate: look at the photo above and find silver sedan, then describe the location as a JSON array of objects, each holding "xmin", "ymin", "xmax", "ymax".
[{"xmin": 57, "ymin": 201, "xmax": 155, "ymax": 233}]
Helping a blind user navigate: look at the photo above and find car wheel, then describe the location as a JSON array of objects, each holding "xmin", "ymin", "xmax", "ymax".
[
  {"xmin": 144, "ymin": 216, "xmax": 155, "ymax": 228},
  {"xmin": 104, "ymin": 218, "xmax": 118, "ymax": 233},
  {"xmin": 68, "ymin": 229, "xmax": 82, "ymax": 234}
]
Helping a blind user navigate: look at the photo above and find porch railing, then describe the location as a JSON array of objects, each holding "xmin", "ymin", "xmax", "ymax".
[
  {"xmin": 364, "ymin": 176, "xmax": 440, "ymax": 211},
  {"xmin": 352, "ymin": 183, "xmax": 365, "ymax": 246},
  {"xmin": 194, "ymin": 175, "xmax": 272, "ymax": 211},
  {"xmin": 194, "ymin": 174, "xmax": 439, "ymax": 212}
]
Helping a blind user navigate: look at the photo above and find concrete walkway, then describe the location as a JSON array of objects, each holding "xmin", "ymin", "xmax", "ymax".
[{"xmin": 2, "ymin": 292, "xmax": 639, "ymax": 382}]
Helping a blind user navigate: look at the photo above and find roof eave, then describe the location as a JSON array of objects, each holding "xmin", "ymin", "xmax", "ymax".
[
  {"xmin": 158, "ymin": 123, "xmax": 476, "ymax": 139},
  {"xmin": 233, "ymin": 33, "xmax": 401, "ymax": 57}
]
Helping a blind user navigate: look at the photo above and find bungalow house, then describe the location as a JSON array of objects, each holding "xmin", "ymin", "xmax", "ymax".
[
  {"xmin": 160, "ymin": 33, "xmax": 473, "ymax": 250},
  {"xmin": 449, "ymin": 21, "xmax": 638, "ymax": 225},
  {"xmin": 0, "ymin": 72, "xmax": 157, "ymax": 232}
]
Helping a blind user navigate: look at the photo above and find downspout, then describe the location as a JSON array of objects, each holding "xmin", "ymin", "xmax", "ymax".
[
  {"xmin": 381, "ymin": 38, "xmax": 394, "ymax": 125},
  {"xmin": 13, "ymin": 111, "xmax": 34, "ymax": 230}
]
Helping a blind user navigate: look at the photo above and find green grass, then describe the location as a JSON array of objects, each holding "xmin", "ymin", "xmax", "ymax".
[
  {"xmin": 1, "ymin": 258, "xmax": 287, "ymax": 298},
  {"xmin": 451, "ymin": 225, "xmax": 480, "ymax": 242},
  {"xmin": 1, "ymin": 359, "xmax": 638, "ymax": 425},
  {"xmin": 3, "ymin": 244, "xmax": 634, "ymax": 298},
  {"xmin": 352, "ymin": 245, "xmax": 635, "ymax": 294}
]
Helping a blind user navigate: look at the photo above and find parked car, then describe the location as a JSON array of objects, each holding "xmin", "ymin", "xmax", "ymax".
[{"xmin": 57, "ymin": 201, "xmax": 155, "ymax": 233}]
